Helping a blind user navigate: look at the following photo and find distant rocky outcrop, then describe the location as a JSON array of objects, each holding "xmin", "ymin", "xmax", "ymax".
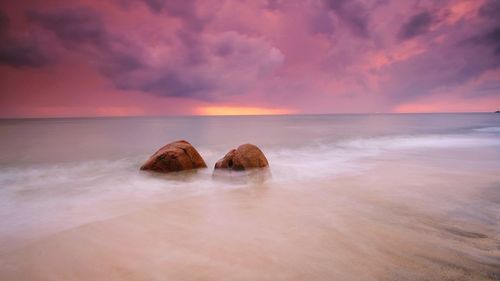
[
  {"xmin": 495, "ymin": 110, "xmax": 500, "ymax": 113},
  {"xmin": 140, "ymin": 140, "xmax": 207, "ymax": 173},
  {"xmin": 215, "ymin": 144, "xmax": 269, "ymax": 171}
]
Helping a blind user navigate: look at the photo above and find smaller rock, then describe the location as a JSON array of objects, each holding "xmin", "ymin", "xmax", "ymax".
[
  {"xmin": 215, "ymin": 144, "xmax": 269, "ymax": 171},
  {"xmin": 140, "ymin": 140, "xmax": 207, "ymax": 173}
]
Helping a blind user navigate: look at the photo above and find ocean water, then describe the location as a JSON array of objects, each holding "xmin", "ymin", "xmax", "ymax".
[{"xmin": 0, "ymin": 113, "xmax": 499, "ymax": 280}]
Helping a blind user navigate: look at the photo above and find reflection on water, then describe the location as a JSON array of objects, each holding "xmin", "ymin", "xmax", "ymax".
[
  {"xmin": 0, "ymin": 114, "xmax": 499, "ymax": 280},
  {"xmin": 212, "ymin": 167, "xmax": 272, "ymax": 184}
]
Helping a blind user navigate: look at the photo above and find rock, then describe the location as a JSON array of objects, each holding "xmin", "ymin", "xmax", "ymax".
[
  {"xmin": 140, "ymin": 140, "xmax": 207, "ymax": 173},
  {"xmin": 215, "ymin": 144, "xmax": 269, "ymax": 171}
]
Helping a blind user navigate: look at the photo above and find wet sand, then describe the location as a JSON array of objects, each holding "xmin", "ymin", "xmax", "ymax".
[{"xmin": 1, "ymin": 155, "xmax": 499, "ymax": 281}]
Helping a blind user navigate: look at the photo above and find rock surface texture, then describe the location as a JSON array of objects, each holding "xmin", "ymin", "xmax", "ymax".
[
  {"xmin": 215, "ymin": 144, "xmax": 269, "ymax": 171},
  {"xmin": 140, "ymin": 140, "xmax": 207, "ymax": 173}
]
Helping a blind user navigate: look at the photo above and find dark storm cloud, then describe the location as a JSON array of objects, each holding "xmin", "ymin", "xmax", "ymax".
[
  {"xmin": 383, "ymin": 3, "xmax": 500, "ymax": 105},
  {"xmin": 27, "ymin": 7, "xmax": 108, "ymax": 48},
  {"xmin": 24, "ymin": 4, "xmax": 225, "ymax": 99},
  {"xmin": 23, "ymin": 2, "xmax": 279, "ymax": 101},
  {"xmin": 27, "ymin": 6, "xmax": 147, "ymax": 76},
  {"xmin": 107, "ymin": 60, "xmax": 216, "ymax": 100},
  {"xmin": 26, "ymin": 5, "xmax": 148, "ymax": 86},
  {"xmin": 478, "ymin": 0, "xmax": 500, "ymax": 20},
  {"xmin": 26, "ymin": 5, "xmax": 215, "ymax": 99},
  {"xmin": 324, "ymin": 0, "xmax": 369, "ymax": 38},
  {"xmin": 384, "ymin": 34, "xmax": 500, "ymax": 105},
  {"xmin": 143, "ymin": 0, "xmax": 206, "ymax": 32},
  {"xmin": 99, "ymin": 50, "xmax": 145, "ymax": 76},
  {"xmin": 464, "ymin": 27, "xmax": 500, "ymax": 55},
  {"xmin": 0, "ymin": 10, "xmax": 50, "ymax": 68},
  {"xmin": 397, "ymin": 11, "xmax": 433, "ymax": 41},
  {"xmin": 111, "ymin": 30, "xmax": 284, "ymax": 100},
  {"xmin": 0, "ymin": 10, "xmax": 8, "ymax": 33},
  {"xmin": 115, "ymin": 0, "xmax": 207, "ymax": 32},
  {"xmin": 139, "ymin": 0, "xmax": 209, "ymax": 67},
  {"xmin": 137, "ymin": 72, "xmax": 214, "ymax": 99},
  {"xmin": 27, "ymin": 5, "xmax": 157, "ymax": 71},
  {"xmin": 142, "ymin": 0, "xmax": 164, "ymax": 12},
  {"xmin": 0, "ymin": 42, "xmax": 50, "ymax": 68},
  {"xmin": 481, "ymin": 27, "xmax": 500, "ymax": 54}
]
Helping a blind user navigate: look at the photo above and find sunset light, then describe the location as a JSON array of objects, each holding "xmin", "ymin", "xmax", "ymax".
[{"xmin": 196, "ymin": 106, "xmax": 294, "ymax": 116}]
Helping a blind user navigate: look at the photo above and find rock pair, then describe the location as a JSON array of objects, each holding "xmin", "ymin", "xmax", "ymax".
[{"xmin": 140, "ymin": 140, "xmax": 269, "ymax": 173}]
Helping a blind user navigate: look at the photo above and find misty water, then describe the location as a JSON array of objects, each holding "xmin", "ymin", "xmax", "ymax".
[{"xmin": 0, "ymin": 113, "xmax": 499, "ymax": 280}]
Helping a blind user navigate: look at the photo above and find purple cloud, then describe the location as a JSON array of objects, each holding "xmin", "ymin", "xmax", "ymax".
[
  {"xmin": 467, "ymin": 27, "xmax": 500, "ymax": 55},
  {"xmin": 478, "ymin": 0, "xmax": 500, "ymax": 19},
  {"xmin": 323, "ymin": 0, "xmax": 370, "ymax": 38},
  {"xmin": 0, "ymin": 10, "xmax": 50, "ymax": 68},
  {"xmin": 397, "ymin": 11, "xmax": 434, "ymax": 41},
  {"xmin": 27, "ymin": 7, "xmax": 108, "ymax": 48}
]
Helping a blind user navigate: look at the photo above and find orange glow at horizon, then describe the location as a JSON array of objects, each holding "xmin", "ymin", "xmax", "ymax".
[
  {"xmin": 395, "ymin": 103, "xmax": 442, "ymax": 113},
  {"xmin": 394, "ymin": 97, "xmax": 500, "ymax": 113},
  {"xmin": 196, "ymin": 106, "xmax": 294, "ymax": 116}
]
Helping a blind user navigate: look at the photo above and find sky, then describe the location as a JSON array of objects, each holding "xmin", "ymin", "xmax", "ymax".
[{"xmin": 0, "ymin": 0, "xmax": 499, "ymax": 117}]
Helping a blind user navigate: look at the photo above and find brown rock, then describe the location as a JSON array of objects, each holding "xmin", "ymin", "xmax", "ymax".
[
  {"xmin": 140, "ymin": 140, "xmax": 207, "ymax": 173},
  {"xmin": 215, "ymin": 144, "xmax": 269, "ymax": 171}
]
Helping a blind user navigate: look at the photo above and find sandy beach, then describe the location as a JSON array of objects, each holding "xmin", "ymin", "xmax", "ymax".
[{"xmin": 1, "ymin": 144, "xmax": 499, "ymax": 280}]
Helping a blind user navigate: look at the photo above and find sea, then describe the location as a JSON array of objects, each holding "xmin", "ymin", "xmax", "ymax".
[{"xmin": 0, "ymin": 113, "xmax": 499, "ymax": 280}]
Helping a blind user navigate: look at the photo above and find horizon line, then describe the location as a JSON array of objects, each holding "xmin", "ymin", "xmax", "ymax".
[{"xmin": 0, "ymin": 111, "xmax": 497, "ymax": 120}]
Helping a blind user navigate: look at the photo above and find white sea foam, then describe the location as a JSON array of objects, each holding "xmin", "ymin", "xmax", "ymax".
[
  {"xmin": 267, "ymin": 134, "xmax": 500, "ymax": 183},
  {"xmin": 339, "ymin": 134, "xmax": 500, "ymax": 150},
  {"xmin": 0, "ymin": 158, "xmax": 220, "ymax": 253},
  {"xmin": 474, "ymin": 126, "xmax": 500, "ymax": 133},
  {"xmin": 1, "ymin": 134, "xmax": 497, "ymax": 204}
]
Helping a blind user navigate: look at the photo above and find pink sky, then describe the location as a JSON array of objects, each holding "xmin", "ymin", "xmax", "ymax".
[{"xmin": 0, "ymin": 0, "xmax": 499, "ymax": 117}]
